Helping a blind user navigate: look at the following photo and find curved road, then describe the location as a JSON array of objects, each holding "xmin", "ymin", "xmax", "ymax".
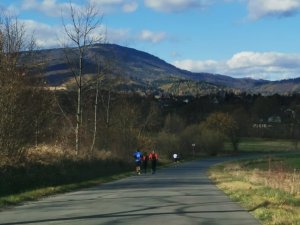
[{"xmin": 0, "ymin": 157, "xmax": 261, "ymax": 225}]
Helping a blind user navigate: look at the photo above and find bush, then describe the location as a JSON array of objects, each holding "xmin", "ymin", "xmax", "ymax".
[
  {"xmin": 0, "ymin": 158, "xmax": 131, "ymax": 197},
  {"xmin": 156, "ymin": 131, "xmax": 181, "ymax": 157},
  {"xmin": 179, "ymin": 124, "xmax": 202, "ymax": 157},
  {"xmin": 199, "ymin": 128, "xmax": 225, "ymax": 156},
  {"xmin": 163, "ymin": 114, "xmax": 185, "ymax": 134}
]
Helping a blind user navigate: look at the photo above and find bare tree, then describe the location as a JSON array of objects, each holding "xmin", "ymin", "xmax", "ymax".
[
  {"xmin": 0, "ymin": 13, "xmax": 27, "ymax": 157},
  {"xmin": 203, "ymin": 112, "xmax": 240, "ymax": 152},
  {"xmin": 138, "ymin": 102, "xmax": 161, "ymax": 138},
  {"xmin": 0, "ymin": 12, "xmax": 53, "ymax": 158},
  {"xmin": 62, "ymin": 1, "xmax": 103, "ymax": 154},
  {"xmin": 90, "ymin": 63, "xmax": 102, "ymax": 156}
]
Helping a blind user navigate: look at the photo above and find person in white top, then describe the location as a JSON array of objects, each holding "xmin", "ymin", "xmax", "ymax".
[{"xmin": 173, "ymin": 153, "xmax": 178, "ymax": 163}]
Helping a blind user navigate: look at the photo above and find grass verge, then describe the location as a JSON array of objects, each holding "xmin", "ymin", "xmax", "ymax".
[
  {"xmin": 209, "ymin": 155, "xmax": 300, "ymax": 225},
  {"xmin": 0, "ymin": 158, "xmax": 173, "ymax": 210},
  {"xmin": 0, "ymin": 171, "xmax": 132, "ymax": 209}
]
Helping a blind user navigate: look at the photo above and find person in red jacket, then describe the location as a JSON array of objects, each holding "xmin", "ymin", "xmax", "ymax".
[{"xmin": 149, "ymin": 150, "xmax": 158, "ymax": 174}]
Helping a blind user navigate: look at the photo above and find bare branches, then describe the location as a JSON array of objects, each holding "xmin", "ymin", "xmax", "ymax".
[
  {"xmin": 0, "ymin": 12, "xmax": 54, "ymax": 157},
  {"xmin": 61, "ymin": 0, "xmax": 103, "ymax": 154},
  {"xmin": 62, "ymin": 1, "xmax": 103, "ymax": 51}
]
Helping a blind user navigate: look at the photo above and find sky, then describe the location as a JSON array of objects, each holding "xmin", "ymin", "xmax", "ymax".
[{"xmin": 2, "ymin": 0, "xmax": 300, "ymax": 81}]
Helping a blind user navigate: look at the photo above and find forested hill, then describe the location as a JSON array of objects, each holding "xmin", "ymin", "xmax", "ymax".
[{"xmin": 26, "ymin": 43, "xmax": 300, "ymax": 95}]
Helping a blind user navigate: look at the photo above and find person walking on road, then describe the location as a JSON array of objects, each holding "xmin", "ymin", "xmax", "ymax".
[
  {"xmin": 149, "ymin": 150, "xmax": 158, "ymax": 174},
  {"xmin": 133, "ymin": 149, "xmax": 142, "ymax": 175}
]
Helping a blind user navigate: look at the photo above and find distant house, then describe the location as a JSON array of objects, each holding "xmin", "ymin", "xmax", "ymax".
[
  {"xmin": 212, "ymin": 97, "xmax": 219, "ymax": 104},
  {"xmin": 252, "ymin": 123, "xmax": 270, "ymax": 129},
  {"xmin": 253, "ymin": 116, "xmax": 282, "ymax": 129},
  {"xmin": 183, "ymin": 98, "xmax": 189, "ymax": 104},
  {"xmin": 253, "ymin": 119, "xmax": 270, "ymax": 129},
  {"xmin": 154, "ymin": 95, "xmax": 161, "ymax": 100},
  {"xmin": 268, "ymin": 116, "xmax": 282, "ymax": 124},
  {"xmin": 284, "ymin": 109, "xmax": 296, "ymax": 121}
]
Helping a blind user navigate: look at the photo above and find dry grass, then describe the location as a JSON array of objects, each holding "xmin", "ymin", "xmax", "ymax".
[
  {"xmin": 209, "ymin": 156, "xmax": 300, "ymax": 225},
  {"xmin": 0, "ymin": 144, "xmax": 130, "ymax": 201},
  {"xmin": 249, "ymin": 169, "xmax": 300, "ymax": 195},
  {"xmin": 25, "ymin": 145, "xmax": 114, "ymax": 163}
]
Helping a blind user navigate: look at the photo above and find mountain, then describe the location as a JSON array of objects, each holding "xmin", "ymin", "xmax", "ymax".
[
  {"xmin": 25, "ymin": 43, "xmax": 299, "ymax": 95},
  {"xmin": 251, "ymin": 78, "xmax": 300, "ymax": 95}
]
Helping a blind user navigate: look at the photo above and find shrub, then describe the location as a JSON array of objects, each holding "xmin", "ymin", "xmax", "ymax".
[
  {"xmin": 199, "ymin": 127, "xmax": 225, "ymax": 156},
  {"xmin": 179, "ymin": 124, "xmax": 202, "ymax": 157},
  {"xmin": 156, "ymin": 131, "xmax": 181, "ymax": 157},
  {"xmin": 0, "ymin": 158, "xmax": 131, "ymax": 197},
  {"xmin": 163, "ymin": 114, "xmax": 185, "ymax": 134}
]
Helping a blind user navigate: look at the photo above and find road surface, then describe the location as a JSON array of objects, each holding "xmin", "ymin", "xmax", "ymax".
[{"xmin": 0, "ymin": 157, "xmax": 261, "ymax": 225}]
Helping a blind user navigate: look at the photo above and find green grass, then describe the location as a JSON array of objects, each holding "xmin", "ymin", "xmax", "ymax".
[
  {"xmin": 284, "ymin": 157, "xmax": 300, "ymax": 170},
  {"xmin": 225, "ymin": 138, "xmax": 298, "ymax": 153},
  {"xmin": 238, "ymin": 154, "xmax": 300, "ymax": 171},
  {"xmin": 209, "ymin": 154, "xmax": 300, "ymax": 225}
]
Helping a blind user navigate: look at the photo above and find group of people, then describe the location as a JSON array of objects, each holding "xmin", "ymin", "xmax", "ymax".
[{"xmin": 133, "ymin": 149, "xmax": 158, "ymax": 175}]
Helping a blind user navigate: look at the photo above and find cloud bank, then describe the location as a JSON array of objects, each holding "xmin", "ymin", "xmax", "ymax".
[
  {"xmin": 144, "ymin": 0, "xmax": 211, "ymax": 13},
  {"xmin": 20, "ymin": 0, "xmax": 139, "ymax": 16},
  {"xmin": 173, "ymin": 52, "xmax": 300, "ymax": 81},
  {"xmin": 8, "ymin": 0, "xmax": 300, "ymax": 20},
  {"xmin": 247, "ymin": 0, "xmax": 300, "ymax": 20},
  {"xmin": 138, "ymin": 30, "xmax": 167, "ymax": 43},
  {"xmin": 143, "ymin": 0, "xmax": 300, "ymax": 19},
  {"xmin": 21, "ymin": 0, "xmax": 73, "ymax": 17}
]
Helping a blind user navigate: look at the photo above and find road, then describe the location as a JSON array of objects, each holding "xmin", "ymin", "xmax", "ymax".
[{"xmin": 0, "ymin": 157, "xmax": 261, "ymax": 225}]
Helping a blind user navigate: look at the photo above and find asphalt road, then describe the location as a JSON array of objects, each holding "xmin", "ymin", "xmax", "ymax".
[{"xmin": 0, "ymin": 157, "xmax": 262, "ymax": 225}]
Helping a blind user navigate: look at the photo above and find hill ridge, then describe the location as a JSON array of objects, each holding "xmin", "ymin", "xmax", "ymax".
[{"xmin": 25, "ymin": 43, "xmax": 300, "ymax": 95}]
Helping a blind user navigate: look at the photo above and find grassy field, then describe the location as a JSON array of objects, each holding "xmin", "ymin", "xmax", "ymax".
[
  {"xmin": 209, "ymin": 154, "xmax": 300, "ymax": 225},
  {"xmin": 224, "ymin": 138, "xmax": 299, "ymax": 153}
]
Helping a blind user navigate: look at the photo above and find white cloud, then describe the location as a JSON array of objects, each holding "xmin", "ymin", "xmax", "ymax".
[
  {"xmin": 20, "ymin": 0, "xmax": 138, "ymax": 16},
  {"xmin": 122, "ymin": 1, "xmax": 138, "ymax": 12},
  {"xmin": 19, "ymin": 16, "xmax": 168, "ymax": 48},
  {"xmin": 144, "ymin": 0, "xmax": 211, "ymax": 13},
  {"xmin": 21, "ymin": 0, "xmax": 72, "ymax": 17},
  {"xmin": 173, "ymin": 52, "xmax": 300, "ymax": 81},
  {"xmin": 2, "ymin": 0, "xmax": 70, "ymax": 17},
  {"xmin": 22, "ymin": 19, "xmax": 64, "ymax": 48},
  {"xmin": 173, "ymin": 59, "xmax": 222, "ymax": 73},
  {"xmin": 139, "ymin": 30, "xmax": 167, "ymax": 43},
  {"xmin": 105, "ymin": 27, "xmax": 132, "ymax": 44},
  {"xmin": 86, "ymin": 0, "xmax": 139, "ymax": 13},
  {"xmin": 247, "ymin": 0, "xmax": 300, "ymax": 20},
  {"xmin": 227, "ymin": 52, "xmax": 300, "ymax": 69}
]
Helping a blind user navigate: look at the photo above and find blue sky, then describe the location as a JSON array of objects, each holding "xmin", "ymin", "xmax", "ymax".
[{"xmin": 2, "ymin": 0, "xmax": 300, "ymax": 81}]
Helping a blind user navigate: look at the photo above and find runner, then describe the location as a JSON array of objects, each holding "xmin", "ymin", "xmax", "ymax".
[
  {"xmin": 149, "ymin": 150, "xmax": 158, "ymax": 174},
  {"xmin": 133, "ymin": 149, "xmax": 142, "ymax": 175},
  {"xmin": 173, "ymin": 153, "xmax": 178, "ymax": 163}
]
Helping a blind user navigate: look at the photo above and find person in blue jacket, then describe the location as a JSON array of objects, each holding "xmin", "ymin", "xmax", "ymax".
[{"xmin": 133, "ymin": 149, "xmax": 142, "ymax": 175}]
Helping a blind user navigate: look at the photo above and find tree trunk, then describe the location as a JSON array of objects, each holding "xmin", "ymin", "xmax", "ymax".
[
  {"xmin": 90, "ymin": 78, "xmax": 99, "ymax": 156},
  {"xmin": 75, "ymin": 53, "xmax": 83, "ymax": 154}
]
